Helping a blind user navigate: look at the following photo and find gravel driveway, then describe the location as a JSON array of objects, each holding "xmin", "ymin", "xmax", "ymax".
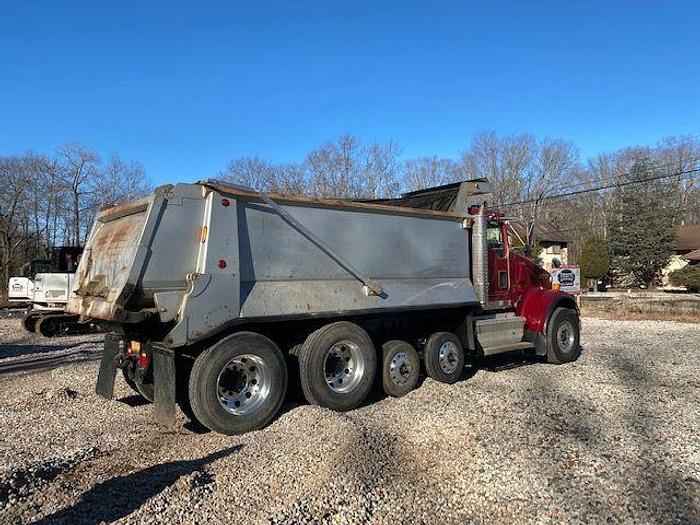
[{"xmin": 0, "ymin": 318, "xmax": 698, "ymax": 524}]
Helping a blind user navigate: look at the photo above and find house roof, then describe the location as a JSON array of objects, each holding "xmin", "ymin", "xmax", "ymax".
[
  {"xmin": 677, "ymin": 224, "xmax": 700, "ymax": 252},
  {"xmin": 682, "ymin": 248, "xmax": 700, "ymax": 261},
  {"xmin": 507, "ymin": 219, "xmax": 570, "ymax": 244}
]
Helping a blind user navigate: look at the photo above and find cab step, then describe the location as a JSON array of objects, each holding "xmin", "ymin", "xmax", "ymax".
[
  {"xmin": 475, "ymin": 315, "xmax": 533, "ymax": 356},
  {"xmin": 480, "ymin": 341, "xmax": 535, "ymax": 356}
]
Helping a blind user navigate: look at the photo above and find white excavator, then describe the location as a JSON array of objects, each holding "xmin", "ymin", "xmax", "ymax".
[{"xmin": 9, "ymin": 247, "xmax": 97, "ymax": 337}]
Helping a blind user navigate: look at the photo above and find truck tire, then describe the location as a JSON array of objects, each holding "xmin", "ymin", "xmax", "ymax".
[
  {"xmin": 382, "ymin": 340, "xmax": 420, "ymax": 397},
  {"xmin": 299, "ymin": 322, "xmax": 377, "ymax": 411},
  {"xmin": 135, "ymin": 378, "xmax": 154, "ymax": 403},
  {"xmin": 424, "ymin": 332, "xmax": 464, "ymax": 384},
  {"xmin": 188, "ymin": 332, "xmax": 288, "ymax": 435},
  {"xmin": 121, "ymin": 362, "xmax": 154, "ymax": 402},
  {"xmin": 546, "ymin": 307, "xmax": 581, "ymax": 364},
  {"xmin": 121, "ymin": 366, "xmax": 140, "ymax": 394}
]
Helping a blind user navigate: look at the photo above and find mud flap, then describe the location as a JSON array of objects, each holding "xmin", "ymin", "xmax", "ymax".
[
  {"xmin": 95, "ymin": 334, "xmax": 122, "ymax": 399},
  {"xmin": 524, "ymin": 331, "xmax": 548, "ymax": 356},
  {"xmin": 153, "ymin": 345, "xmax": 177, "ymax": 426}
]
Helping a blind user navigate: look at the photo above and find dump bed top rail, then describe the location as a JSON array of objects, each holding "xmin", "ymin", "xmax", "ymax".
[{"xmin": 199, "ymin": 180, "xmax": 469, "ymax": 220}]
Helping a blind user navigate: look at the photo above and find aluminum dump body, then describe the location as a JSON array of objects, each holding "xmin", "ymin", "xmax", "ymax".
[{"xmin": 67, "ymin": 181, "xmax": 478, "ymax": 346}]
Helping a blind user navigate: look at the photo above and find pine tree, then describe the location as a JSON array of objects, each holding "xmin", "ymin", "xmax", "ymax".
[
  {"xmin": 607, "ymin": 158, "xmax": 677, "ymax": 287},
  {"xmin": 579, "ymin": 237, "xmax": 610, "ymax": 291}
]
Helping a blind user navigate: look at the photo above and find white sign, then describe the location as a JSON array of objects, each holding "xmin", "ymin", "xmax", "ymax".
[{"xmin": 551, "ymin": 266, "xmax": 581, "ymax": 294}]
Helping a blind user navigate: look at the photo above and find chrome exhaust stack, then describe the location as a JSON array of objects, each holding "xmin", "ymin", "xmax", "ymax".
[{"xmin": 471, "ymin": 204, "xmax": 489, "ymax": 306}]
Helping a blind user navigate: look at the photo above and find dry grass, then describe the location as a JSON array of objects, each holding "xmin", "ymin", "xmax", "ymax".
[
  {"xmin": 581, "ymin": 308, "xmax": 700, "ymax": 323},
  {"xmin": 581, "ymin": 295, "xmax": 700, "ymax": 324}
]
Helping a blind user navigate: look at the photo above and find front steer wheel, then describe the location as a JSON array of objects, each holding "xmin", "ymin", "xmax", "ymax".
[
  {"xmin": 546, "ymin": 307, "xmax": 581, "ymax": 364},
  {"xmin": 188, "ymin": 332, "xmax": 288, "ymax": 435}
]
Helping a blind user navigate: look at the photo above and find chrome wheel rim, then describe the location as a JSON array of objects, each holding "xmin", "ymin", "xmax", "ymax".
[
  {"xmin": 217, "ymin": 354, "xmax": 271, "ymax": 415},
  {"xmin": 324, "ymin": 340, "xmax": 365, "ymax": 393},
  {"xmin": 557, "ymin": 320, "xmax": 575, "ymax": 353},
  {"xmin": 438, "ymin": 341, "xmax": 459, "ymax": 374},
  {"xmin": 389, "ymin": 352, "xmax": 413, "ymax": 385}
]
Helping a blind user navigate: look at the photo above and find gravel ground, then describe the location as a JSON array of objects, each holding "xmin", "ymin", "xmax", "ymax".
[{"xmin": 0, "ymin": 317, "xmax": 698, "ymax": 524}]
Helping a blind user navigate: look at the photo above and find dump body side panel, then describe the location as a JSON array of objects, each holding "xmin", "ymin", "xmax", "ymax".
[{"xmin": 236, "ymin": 199, "xmax": 476, "ymax": 318}]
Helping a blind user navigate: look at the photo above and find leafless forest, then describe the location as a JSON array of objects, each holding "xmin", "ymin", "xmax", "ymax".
[
  {"xmin": 0, "ymin": 143, "xmax": 150, "ymax": 284},
  {"xmin": 1, "ymin": 133, "xmax": 699, "ymax": 286}
]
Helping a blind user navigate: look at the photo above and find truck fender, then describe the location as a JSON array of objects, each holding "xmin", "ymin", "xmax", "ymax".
[{"xmin": 517, "ymin": 288, "xmax": 579, "ymax": 356}]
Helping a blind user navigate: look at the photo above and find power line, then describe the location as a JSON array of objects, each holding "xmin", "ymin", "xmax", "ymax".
[
  {"xmin": 497, "ymin": 166, "xmax": 700, "ymax": 208},
  {"xmin": 561, "ymin": 155, "xmax": 700, "ymax": 193},
  {"xmin": 530, "ymin": 171, "xmax": 700, "ymax": 213},
  {"xmin": 539, "ymin": 203, "xmax": 700, "ymax": 226},
  {"xmin": 490, "ymin": 155, "xmax": 699, "ymax": 207}
]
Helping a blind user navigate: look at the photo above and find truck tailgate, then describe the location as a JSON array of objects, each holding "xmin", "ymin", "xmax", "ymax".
[{"xmin": 67, "ymin": 197, "xmax": 154, "ymax": 321}]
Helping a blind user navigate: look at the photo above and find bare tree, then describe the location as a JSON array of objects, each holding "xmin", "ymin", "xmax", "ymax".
[
  {"xmin": 219, "ymin": 156, "xmax": 278, "ymax": 192},
  {"xmin": 306, "ymin": 135, "xmax": 400, "ymax": 199},
  {"xmin": 526, "ymin": 138, "xmax": 578, "ymax": 220},
  {"xmin": 655, "ymin": 136, "xmax": 700, "ymax": 225},
  {"xmin": 92, "ymin": 154, "xmax": 151, "ymax": 207},
  {"xmin": 269, "ymin": 164, "xmax": 307, "ymax": 196},
  {"xmin": 0, "ymin": 156, "xmax": 33, "ymax": 284},
  {"xmin": 461, "ymin": 132, "xmax": 534, "ymax": 216},
  {"xmin": 57, "ymin": 143, "xmax": 100, "ymax": 246},
  {"xmin": 401, "ymin": 157, "xmax": 462, "ymax": 193}
]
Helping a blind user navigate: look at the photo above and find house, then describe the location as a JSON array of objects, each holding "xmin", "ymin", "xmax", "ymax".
[
  {"xmin": 662, "ymin": 224, "xmax": 700, "ymax": 285},
  {"xmin": 507, "ymin": 219, "xmax": 570, "ymax": 272}
]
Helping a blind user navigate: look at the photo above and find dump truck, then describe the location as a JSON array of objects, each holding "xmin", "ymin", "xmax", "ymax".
[{"xmin": 67, "ymin": 179, "xmax": 580, "ymax": 435}]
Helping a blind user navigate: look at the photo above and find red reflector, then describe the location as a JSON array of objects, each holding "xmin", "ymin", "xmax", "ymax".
[
  {"xmin": 218, "ymin": 259, "xmax": 227, "ymax": 269},
  {"xmin": 139, "ymin": 351, "xmax": 148, "ymax": 368},
  {"xmin": 221, "ymin": 198, "xmax": 230, "ymax": 207}
]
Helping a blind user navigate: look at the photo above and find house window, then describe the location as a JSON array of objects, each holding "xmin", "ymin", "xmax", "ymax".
[{"xmin": 545, "ymin": 243, "xmax": 561, "ymax": 255}]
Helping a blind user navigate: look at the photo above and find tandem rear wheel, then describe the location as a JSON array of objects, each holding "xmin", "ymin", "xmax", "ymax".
[
  {"xmin": 188, "ymin": 332, "xmax": 288, "ymax": 435},
  {"xmin": 381, "ymin": 340, "xmax": 420, "ymax": 397},
  {"xmin": 121, "ymin": 365, "xmax": 154, "ymax": 402},
  {"xmin": 423, "ymin": 332, "xmax": 465, "ymax": 384},
  {"xmin": 299, "ymin": 321, "xmax": 377, "ymax": 411}
]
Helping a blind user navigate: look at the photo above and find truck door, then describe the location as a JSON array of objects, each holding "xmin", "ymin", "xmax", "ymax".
[{"xmin": 487, "ymin": 222, "xmax": 509, "ymax": 302}]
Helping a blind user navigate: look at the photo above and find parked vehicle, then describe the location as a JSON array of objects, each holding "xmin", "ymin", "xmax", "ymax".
[
  {"xmin": 8, "ymin": 249, "xmax": 79, "ymax": 306},
  {"xmin": 67, "ymin": 179, "xmax": 580, "ymax": 435},
  {"xmin": 8, "ymin": 247, "xmax": 95, "ymax": 337}
]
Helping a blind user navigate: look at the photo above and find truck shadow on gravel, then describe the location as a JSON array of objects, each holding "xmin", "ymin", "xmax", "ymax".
[
  {"xmin": 35, "ymin": 445, "xmax": 242, "ymax": 525},
  {"xmin": 522, "ymin": 354, "xmax": 698, "ymax": 523}
]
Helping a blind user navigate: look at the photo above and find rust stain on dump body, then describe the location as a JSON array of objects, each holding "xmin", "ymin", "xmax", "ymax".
[{"xmin": 69, "ymin": 204, "xmax": 148, "ymax": 321}]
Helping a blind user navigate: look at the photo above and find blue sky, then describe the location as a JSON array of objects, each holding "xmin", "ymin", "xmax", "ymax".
[{"xmin": 1, "ymin": 1, "xmax": 699, "ymax": 184}]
